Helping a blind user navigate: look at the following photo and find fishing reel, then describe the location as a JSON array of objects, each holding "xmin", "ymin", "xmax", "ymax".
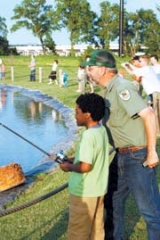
[{"xmin": 55, "ymin": 150, "xmax": 68, "ymax": 164}]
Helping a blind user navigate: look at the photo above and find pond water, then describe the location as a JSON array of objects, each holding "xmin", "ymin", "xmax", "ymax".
[{"xmin": 0, "ymin": 85, "xmax": 77, "ymax": 174}]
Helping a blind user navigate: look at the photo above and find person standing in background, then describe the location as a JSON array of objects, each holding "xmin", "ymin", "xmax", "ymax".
[
  {"xmin": 121, "ymin": 56, "xmax": 143, "ymax": 95},
  {"xmin": 121, "ymin": 55, "xmax": 160, "ymax": 108},
  {"xmin": 76, "ymin": 65, "xmax": 87, "ymax": 94},
  {"xmin": 29, "ymin": 55, "xmax": 36, "ymax": 82},
  {"xmin": 0, "ymin": 59, "xmax": 6, "ymax": 80},
  {"xmin": 150, "ymin": 54, "xmax": 160, "ymax": 81},
  {"xmin": 48, "ymin": 59, "xmax": 59, "ymax": 85},
  {"xmin": 85, "ymin": 55, "xmax": 94, "ymax": 93}
]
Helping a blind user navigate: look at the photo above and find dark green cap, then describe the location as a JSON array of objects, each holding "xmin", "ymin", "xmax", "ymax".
[{"xmin": 82, "ymin": 50, "xmax": 116, "ymax": 68}]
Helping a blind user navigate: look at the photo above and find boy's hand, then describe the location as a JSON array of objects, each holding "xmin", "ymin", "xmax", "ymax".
[{"xmin": 59, "ymin": 161, "xmax": 72, "ymax": 172}]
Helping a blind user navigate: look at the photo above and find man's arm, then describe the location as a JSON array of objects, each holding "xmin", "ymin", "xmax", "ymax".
[
  {"xmin": 121, "ymin": 62, "xmax": 142, "ymax": 82},
  {"xmin": 138, "ymin": 107, "xmax": 159, "ymax": 168},
  {"xmin": 121, "ymin": 62, "xmax": 135, "ymax": 75}
]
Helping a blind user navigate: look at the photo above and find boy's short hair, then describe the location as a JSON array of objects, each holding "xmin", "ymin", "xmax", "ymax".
[{"xmin": 76, "ymin": 93, "xmax": 105, "ymax": 121}]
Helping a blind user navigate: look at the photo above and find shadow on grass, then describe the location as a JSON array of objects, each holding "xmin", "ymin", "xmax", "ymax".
[
  {"xmin": 17, "ymin": 208, "xmax": 69, "ymax": 240},
  {"xmin": 41, "ymin": 208, "xmax": 68, "ymax": 240},
  {"xmin": 124, "ymin": 194, "xmax": 147, "ymax": 240}
]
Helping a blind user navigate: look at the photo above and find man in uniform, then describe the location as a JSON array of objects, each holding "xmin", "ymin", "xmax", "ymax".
[{"xmin": 82, "ymin": 50, "xmax": 160, "ymax": 240}]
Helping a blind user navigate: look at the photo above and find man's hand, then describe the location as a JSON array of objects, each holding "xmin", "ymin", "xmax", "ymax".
[
  {"xmin": 121, "ymin": 62, "xmax": 129, "ymax": 68},
  {"xmin": 143, "ymin": 151, "xmax": 159, "ymax": 168}
]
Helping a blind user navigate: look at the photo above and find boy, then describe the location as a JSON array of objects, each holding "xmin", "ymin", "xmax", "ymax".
[{"xmin": 60, "ymin": 93, "xmax": 109, "ymax": 240}]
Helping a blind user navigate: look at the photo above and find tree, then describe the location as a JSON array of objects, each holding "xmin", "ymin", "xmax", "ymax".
[
  {"xmin": 0, "ymin": 16, "xmax": 11, "ymax": 55},
  {"xmin": 123, "ymin": 9, "xmax": 160, "ymax": 56},
  {"xmin": 11, "ymin": 0, "xmax": 60, "ymax": 54},
  {"xmin": 0, "ymin": 16, "xmax": 8, "ymax": 38},
  {"xmin": 43, "ymin": 35, "xmax": 56, "ymax": 54},
  {"xmin": 54, "ymin": 0, "xmax": 97, "ymax": 55},
  {"xmin": 140, "ymin": 9, "xmax": 160, "ymax": 54},
  {"xmin": 0, "ymin": 37, "xmax": 10, "ymax": 55},
  {"xmin": 96, "ymin": 1, "xmax": 119, "ymax": 49},
  {"xmin": 122, "ymin": 11, "xmax": 141, "ymax": 56}
]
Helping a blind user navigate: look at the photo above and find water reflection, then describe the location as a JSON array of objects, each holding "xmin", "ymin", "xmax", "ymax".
[
  {"xmin": 0, "ymin": 89, "xmax": 68, "ymax": 173},
  {"xmin": 0, "ymin": 89, "xmax": 7, "ymax": 109}
]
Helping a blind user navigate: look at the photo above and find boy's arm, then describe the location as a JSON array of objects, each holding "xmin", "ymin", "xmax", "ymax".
[{"xmin": 60, "ymin": 161, "xmax": 92, "ymax": 173}]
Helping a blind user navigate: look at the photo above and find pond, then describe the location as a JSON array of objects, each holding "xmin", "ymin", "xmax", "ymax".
[{"xmin": 0, "ymin": 85, "xmax": 78, "ymax": 174}]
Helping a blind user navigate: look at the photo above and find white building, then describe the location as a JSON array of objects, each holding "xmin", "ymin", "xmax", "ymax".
[{"xmin": 10, "ymin": 43, "xmax": 119, "ymax": 56}]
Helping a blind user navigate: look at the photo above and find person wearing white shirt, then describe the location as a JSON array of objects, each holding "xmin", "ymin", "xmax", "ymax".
[
  {"xmin": 122, "ymin": 55, "xmax": 160, "ymax": 107},
  {"xmin": 150, "ymin": 54, "xmax": 160, "ymax": 81}
]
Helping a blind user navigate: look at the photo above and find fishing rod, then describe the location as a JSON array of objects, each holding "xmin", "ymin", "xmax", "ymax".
[{"xmin": 0, "ymin": 122, "xmax": 67, "ymax": 164}]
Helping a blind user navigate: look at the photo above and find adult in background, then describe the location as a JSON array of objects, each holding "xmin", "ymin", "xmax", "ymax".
[
  {"xmin": 29, "ymin": 55, "xmax": 36, "ymax": 81},
  {"xmin": 48, "ymin": 59, "xmax": 59, "ymax": 85},
  {"xmin": 121, "ymin": 55, "xmax": 160, "ymax": 108},
  {"xmin": 76, "ymin": 65, "xmax": 87, "ymax": 94},
  {"xmin": 85, "ymin": 55, "xmax": 94, "ymax": 93},
  {"xmin": 150, "ymin": 54, "xmax": 160, "ymax": 81},
  {"xmin": 83, "ymin": 49, "xmax": 160, "ymax": 240},
  {"xmin": 121, "ymin": 56, "xmax": 143, "ymax": 95}
]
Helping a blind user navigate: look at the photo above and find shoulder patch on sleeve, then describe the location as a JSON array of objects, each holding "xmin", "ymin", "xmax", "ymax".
[{"xmin": 119, "ymin": 89, "xmax": 130, "ymax": 101}]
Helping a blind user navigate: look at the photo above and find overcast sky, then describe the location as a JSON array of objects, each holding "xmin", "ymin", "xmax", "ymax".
[{"xmin": 1, "ymin": 0, "xmax": 160, "ymax": 45}]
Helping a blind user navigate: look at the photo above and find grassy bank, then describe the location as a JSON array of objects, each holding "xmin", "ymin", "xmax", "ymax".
[{"xmin": 0, "ymin": 55, "xmax": 159, "ymax": 240}]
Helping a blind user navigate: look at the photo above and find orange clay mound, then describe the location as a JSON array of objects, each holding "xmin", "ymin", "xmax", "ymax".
[{"xmin": 0, "ymin": 163, "xmax": 26, "ymax": 192}]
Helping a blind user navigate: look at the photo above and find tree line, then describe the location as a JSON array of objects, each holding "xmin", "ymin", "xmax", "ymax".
[{"xmin": 0, "ymin": 0, "xmax": 160, "ymax": 56}]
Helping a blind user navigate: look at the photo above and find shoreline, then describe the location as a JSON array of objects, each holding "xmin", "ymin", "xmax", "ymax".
[{"xmin": 0, "ymin": 84, "xmax": 78, "ymax": 206}]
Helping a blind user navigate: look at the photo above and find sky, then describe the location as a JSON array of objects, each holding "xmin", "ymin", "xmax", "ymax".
[{"xmin": 1, "ymin": 0, "xmax": 160, "ymax": 45}]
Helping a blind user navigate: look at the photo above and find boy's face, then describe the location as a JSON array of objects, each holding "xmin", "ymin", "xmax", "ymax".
[{"xmin": 75, "ymin": 104, "xmax": 88, "ymax": 127}]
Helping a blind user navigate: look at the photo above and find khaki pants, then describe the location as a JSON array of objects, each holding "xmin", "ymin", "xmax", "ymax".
[{"xmin": 67, "ymin": 194, "xmax": 104, "ymax": 240}]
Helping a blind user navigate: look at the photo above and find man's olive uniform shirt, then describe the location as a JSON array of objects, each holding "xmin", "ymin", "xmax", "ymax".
[{"xmin": 103, "ymin": 74, "xmax": 147, "ymax": 148}]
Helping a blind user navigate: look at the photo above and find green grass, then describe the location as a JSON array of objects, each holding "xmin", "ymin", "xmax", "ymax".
[
  {"xmin": 0, "ymin": 169, "xmax": 69, "ymax": 240},
  {"xmin": 0, "ymin": 55, "xmax": 159, "ymax": 240}
]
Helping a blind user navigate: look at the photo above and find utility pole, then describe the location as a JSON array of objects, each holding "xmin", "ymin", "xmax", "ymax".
[{"xmin": 119, "ymin": 0, "xmax": 124, "ymax": 57}]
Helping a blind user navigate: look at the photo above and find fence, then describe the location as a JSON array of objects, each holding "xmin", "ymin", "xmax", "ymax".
[{"xmin": 3, "ymin": 66, "xmax": 73, "ymax": 86}]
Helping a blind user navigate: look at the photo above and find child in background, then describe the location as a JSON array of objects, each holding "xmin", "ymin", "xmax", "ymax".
[
  {"xmin": 59, "ymin": 69, "xmax": 68, "ymax": 87},
  {"xmin": 48, "ymin": 59, "xmax": 59, "ymax": 85},
  {"xmin": 60, "ymin": 93, "xmax": 110, "ymax": 240}
]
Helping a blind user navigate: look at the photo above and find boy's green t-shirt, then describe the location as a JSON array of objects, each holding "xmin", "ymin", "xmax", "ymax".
[{"xmin": 69, "ymin": 125, "xmax": 109, "ymax": 197}]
